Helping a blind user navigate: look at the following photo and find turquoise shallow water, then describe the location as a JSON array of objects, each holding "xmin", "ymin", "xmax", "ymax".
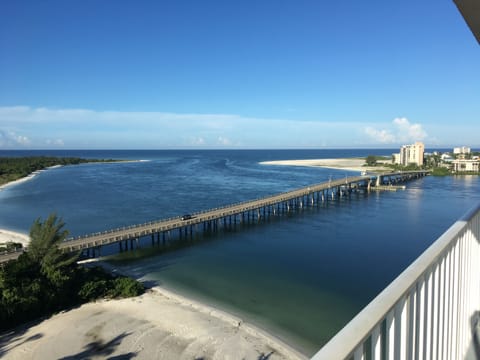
[{"xmin": 1, "ymin": 149, "xmax": 479, "ymax": 355}]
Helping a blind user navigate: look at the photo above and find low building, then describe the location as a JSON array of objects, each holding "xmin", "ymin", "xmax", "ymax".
[
  {"xmin": 441, "ymin": 153, "xmax": 454, "ymax": 162},
  {"xmin": 452, "ymin": 159, "xmax": 480, "ymax": 172}
]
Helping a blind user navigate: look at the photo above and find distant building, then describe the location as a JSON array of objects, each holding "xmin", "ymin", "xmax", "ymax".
[
  {"xmin": 441, "ymin": 153, "xmax": 454, "ymax": 162},
  {"xmin": 452, "ymin": 159, "xmax": 480, "ymax": 172},
  {"xmin": 394, "ymin": 142, "xmax": 425, "ymax": 166},
  {"xmin": 453, "ymin": 146, "xmax": 471, "ymax": 154},
  {"xmin": 392, "ymin": 153, "xmax": 400, "ymax": 164}
]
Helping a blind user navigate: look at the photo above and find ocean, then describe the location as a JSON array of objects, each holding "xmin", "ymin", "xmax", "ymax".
[{"xmin": 0, "ymin": 149, "xmax": 479, "ymax": 355}]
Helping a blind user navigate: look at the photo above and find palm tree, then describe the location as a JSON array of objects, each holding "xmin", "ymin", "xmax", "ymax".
[{"xmin": 28, "ymin": 214, "xmax": 78, "ymax": 290}]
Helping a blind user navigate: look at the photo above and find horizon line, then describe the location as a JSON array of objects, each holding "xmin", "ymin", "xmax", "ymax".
[{"xmin": 1, "ymin": 146, "xmax": 478, "ymax": 152}]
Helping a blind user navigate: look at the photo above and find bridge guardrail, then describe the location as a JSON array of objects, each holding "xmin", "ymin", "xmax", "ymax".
[
  {"xmin": 1, "ymin": 170, "xmax": 428, "ymax": 262},
  {"xmin": 65, "ymin": 174, "xmax": 365, "ymax": 241}
]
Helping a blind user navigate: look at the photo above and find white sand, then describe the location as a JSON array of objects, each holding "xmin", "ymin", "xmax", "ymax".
[
  {"xmin": 0, "ymin": 165, "xmax": 63, "ymax": 192},
  {"xmin": 260, "ymin": 158, "xmax": 390, "ymax": 172},
  {"xmin": 0, "ymin": 166, "xmax": 66, "ymax": 246},
  {"xmin": 0, "ymin": 287, "xmax": 307, "ymax": 360},
  {"xmin": 0, "ymin": 173, "xmax": 39, "ymax": 191},
  {"xmin": 0, "ymin": 229, "xmax": 30, "ymax": 247}
]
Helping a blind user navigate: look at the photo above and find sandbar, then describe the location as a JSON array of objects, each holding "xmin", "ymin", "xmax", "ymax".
[
  {"xmin": 0, "ymin": 284, "xmax": 307, "ymax": 360},
  {"xmin": 260, "ymin": 158, "xmax": 390, "ymax": 172}
]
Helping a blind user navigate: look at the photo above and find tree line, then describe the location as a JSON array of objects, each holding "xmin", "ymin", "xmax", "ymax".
[
  {"xmin": 0, "ymin": 156, "xmax": 116, "ymax": 186},
  {"xmin": 0, "ymin": 214, "xmax": 144, "ymax": 331}
]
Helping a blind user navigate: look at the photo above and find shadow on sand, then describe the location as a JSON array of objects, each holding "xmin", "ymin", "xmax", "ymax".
[
  {"xmin": 59, "ymin": 332, "xmax": 137, "ymax": 360},
  {"xmin": 0, "ymin": 318, "xmax": 46, "ymax": 358}
]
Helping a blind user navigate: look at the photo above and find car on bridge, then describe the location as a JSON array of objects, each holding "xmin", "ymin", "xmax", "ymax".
[{"xmin": 181, "ymin": 214, "xmax": 193, "ymax": 221}]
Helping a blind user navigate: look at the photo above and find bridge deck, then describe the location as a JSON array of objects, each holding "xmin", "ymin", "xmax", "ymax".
[
  {"xmin": 0, "ymin": 170, "xmax": 428, "ymax": 263},
  {"xmin": 60, "ymin": 175, "xmax": 368, "ymax": 252}
]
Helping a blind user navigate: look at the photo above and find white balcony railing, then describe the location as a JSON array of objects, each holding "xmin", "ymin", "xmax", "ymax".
[{"xmin": 312, "ymin": 203, "xmax": 480, "ymax": 360}]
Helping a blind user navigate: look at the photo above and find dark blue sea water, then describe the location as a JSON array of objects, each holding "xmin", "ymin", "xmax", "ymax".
[{"xmin": 0, "ymin": 149, "xmax": 479, "ymax": 355}]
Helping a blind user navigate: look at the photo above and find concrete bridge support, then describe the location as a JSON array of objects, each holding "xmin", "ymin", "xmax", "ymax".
[{"xmin": 41, "ymin": 170, "xmax": 428, "ymax": 263}]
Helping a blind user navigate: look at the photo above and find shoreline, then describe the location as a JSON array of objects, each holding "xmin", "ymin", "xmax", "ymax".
[
  {"xmin": 0, "ymin": 160, "xmax": 147, "ymax": 192},
  {"xmin": 92, "ymin": 259, "xmax": 309, "ymax": 359},
  {"xmin": 0, "ymin": 228, "xmax": 30, "ymax": 247},
  {"xmin": 0, "ymin": 164, "xmax": 64, "ymax": 191},
  {"xmin": 151, "ymin": 285, "xmax": 307, "ymax": 359},
  {"xmin": 0, "ymin": 171, "xmax": 42, "ymax": 191},
  {"xmin": 0, "ymin": 258, "xmax": 308, "ymax": 359},
  {"xmin": 260, "ymin": 157, "xmax": 391, "ymax": 173}
]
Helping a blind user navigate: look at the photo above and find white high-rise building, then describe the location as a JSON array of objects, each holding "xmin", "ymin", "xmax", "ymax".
[{"xmin": 395, "ymin": 142, "xmax": 425, "ymax": 166}]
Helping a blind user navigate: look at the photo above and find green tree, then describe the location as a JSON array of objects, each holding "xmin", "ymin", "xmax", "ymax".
[
  {"xmin": 0, "ymin": 214, "xmax": 143, "ymax": 331},
  {"xmin": 365, "ymin": 155, "xmax": 377, "ymax": 166},
  {"xmin": 28, "ymin": 214, "xmax": 79, "ymax": 290}
]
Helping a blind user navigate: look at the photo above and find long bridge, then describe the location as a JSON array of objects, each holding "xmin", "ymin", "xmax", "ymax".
[{"xmin": 0, "ymin": 170, "xmax": 428, "ymax": 263}]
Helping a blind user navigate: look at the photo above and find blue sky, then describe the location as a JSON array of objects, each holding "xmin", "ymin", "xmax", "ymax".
[{"xmin": 0, "ymin": 0, "xmax": 478, "ymax": 149}]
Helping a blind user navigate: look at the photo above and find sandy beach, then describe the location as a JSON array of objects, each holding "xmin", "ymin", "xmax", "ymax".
[
  {"xmin": 0, "ymin": 177, "xmax": 32, "ymax": 247},
  {"xmin": 0, "ymin": 168, "xmax": 60, "ymax": 248},
  {"xmin": 0, "ymin": 172, "xmax": 39, "ymax": 192},
  {"xmin": 0, "ymin": 229, "xmax": 30, "ymax": 248},
  {"xmin": 260, "ymin": 158, "xmax": 390, "ymax": 173},
  {"xmin": 0, "ymin": 258, "xmax": 307, "ymax": 360},
  {"xmin": 0, "ymin": 285, "xmax": 307, "ymax": 360},
  {"xmin": 0, "ymin": 164, "xmax": 65, "ymax": 193}
]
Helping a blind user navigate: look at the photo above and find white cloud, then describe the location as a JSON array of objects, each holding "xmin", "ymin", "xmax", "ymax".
[
  {"xmin": 189, "ymin": 137, "xmax": 206, "ymax": 146},
  {"xmin": 392, "ymin": 117, "xmax": 427, "ymax": 142},
  {"xmin": 0, "ymin": 130, "xmax": 30, "ymax": 147},
  {"xmin": 46, "ymin": 139, "xmax": 65, "ymax": 146},
  {"xmin": 364, "ymin": 117, "xmax": 428, "ymax": 144},
  {"xmin": 15, "ymin": 134, "xmax": 30, "ymax": 145},
  {"xmin": 217, "ymin": 136, "xmax": 232, "ymax": 146},
  {"xmin": 364, "ymin": 127, "xmax": 396, "ymax": 143},
  {"xmin": 0, "ymin": 105, "xmax": 363, "ymax": 149},
  {"xmin": 6, "ymin": 106, "xmax": 472, "ymax": 148}
]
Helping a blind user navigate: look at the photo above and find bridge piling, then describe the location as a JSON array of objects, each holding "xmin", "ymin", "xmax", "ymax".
[{"xmin": 26, "ymin": 170, "xmax": 428, "ymax": 264}]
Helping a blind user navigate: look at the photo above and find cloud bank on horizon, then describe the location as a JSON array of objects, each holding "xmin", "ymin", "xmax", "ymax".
[
  {"xmin": 364, "ymin": 118, "xmax": 428, "ymax": 144},
  {"xmin": 0, "ymin": 106, "xmax": 474, "ymax": 150}
]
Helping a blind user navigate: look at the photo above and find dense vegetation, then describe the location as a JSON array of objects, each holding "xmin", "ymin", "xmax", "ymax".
[
  {"xmin": 0, "ymin": 214, "xmax": 144, "ymax": 331},
  {"xmin": 364, "ymin": 155, "xmax": 392, "ymax": 166},
  {"xmin": 364, "ymin": 154, "xmax": 480, "ymax": 176},
  {"xmin": 430, "ymin": 167, "xmax": 452, "ymax": 176},
  {"xmin": 0, "ymin": 156, "xmax": 116, "ymax": 186}
]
